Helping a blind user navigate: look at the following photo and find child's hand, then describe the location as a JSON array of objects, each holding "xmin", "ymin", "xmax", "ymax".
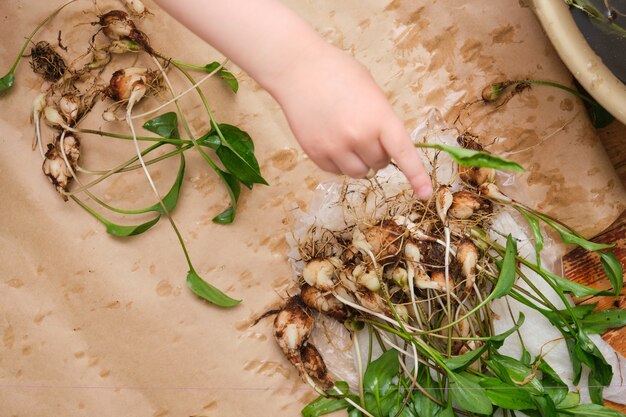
[
  {"xmin": 154, "ymin": 0, "xmax": 433, "ymax": 199},
  {"xmin": 266, "ymin": 42, "xmax": 433, "ymax": 199}
]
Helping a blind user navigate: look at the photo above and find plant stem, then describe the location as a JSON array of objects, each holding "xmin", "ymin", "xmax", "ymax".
[{"xmin": 77, "ymin": 127, "xmax": 192, "ymax": 146}]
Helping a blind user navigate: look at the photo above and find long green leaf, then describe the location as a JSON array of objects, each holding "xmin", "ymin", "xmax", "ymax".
[
  {"xmin": 493, "ymin": 234, "xmax": 517, "ymax": 298},
  {"xmin": 588, "ymin": 373, "xmax": 604, "ymax": 405},
  {"xmin": 538, "ymin": 359, "xmax": 568, "ymax": 406},
  {"xmin": 545, "ymin": 270, "xmax": 613, "ymax": 298},
  {"xmin": 573, "ymin": 331, "xmax": 613, "ymax": 386},
  {"xmin": 211, "ymin": 169, "xmax": 241, "ymax": 224},
  {"xmin": 145, "ymin": 153, "xmax": 186, "ymax": 214},
  {"xmin": 485, "ymin": 353, "xmax": 544, "ymax": 395},
  {"xmin": 71, "ymin": 196, "xmax": 162, "ymax": 237},
  {"xmin": 559, "ymin": 403, "xmax": 626, "ymax": 416},
  {"xmin": 490, "ymin": 312, "xmax": 526, "ymax": 348},
  {"xmin": 442, "ymin": 343, "xmax": 488, "ymax": 371},
  {"xmin": 530, "ymin": 212, "xmax": 613, "ymax": 251},
  {"xmin": 416, "ymin": 143, "xmax": 524, "ymax": 172},
  {"xmin": 521, "ymin": 210, "xmax": 544, "ymax": 265},
  {"xmin": 186, "ymin": 269, "xmax": 240, "ymax": 307},
  {"xmin": 600, "ymin": 251, "xmax": 623, "ymax": 296},
  {"xmin": 203, "ymin": 61, "xmax": 239, "ymax": 92},
  {"xmin": 565, "ymin": 337, "xmax": 583, "ymax": 385},
  {"xmin": 581, "ymin": 309, "xmax": 626, "ymax": 334},
  {"xmin": 448, "ymin": 372, "xmax": 493, "ymax": 415}
]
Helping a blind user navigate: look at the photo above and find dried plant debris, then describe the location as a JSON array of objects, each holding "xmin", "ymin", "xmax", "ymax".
[{"xmin": 29, "ymin": 41, "xmax": 67, "ymax": 82}]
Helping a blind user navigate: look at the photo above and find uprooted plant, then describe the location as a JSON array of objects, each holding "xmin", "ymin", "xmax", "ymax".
[
  {"xmin": 265, "ymin": 133, "xmax": 625, "ymax": 416},
  {"xmin": 1, "ymin": 1, "xmax": 268, "ymax": 307}
]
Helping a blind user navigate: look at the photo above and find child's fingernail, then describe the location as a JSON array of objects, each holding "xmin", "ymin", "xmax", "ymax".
[{"xmin": 417, "ymin": 184, "xmax": 433, "ymax": 200}]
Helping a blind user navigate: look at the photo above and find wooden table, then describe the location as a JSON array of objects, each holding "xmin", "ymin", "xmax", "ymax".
[{"xmin": 562, "ymin": 121, "xmax": 626, "ymax": 411}]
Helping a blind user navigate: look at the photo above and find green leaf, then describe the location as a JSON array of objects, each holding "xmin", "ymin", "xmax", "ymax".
[
  {"xmin": 72, "ymin": 196, "xmax": 162, "ymax": 237},
  {"xmin": 203, "ymin": 61, "xmax": 239, "ymax": 93},
  {"xmin": 531, "ymin": 395, "xmax": 558, "ymax": 417},
  {"xmin": 442, "ymin": 343, "xmax": 488, "ymax": 371},
  {"xmin": 143, "ymin": 112, "xmax": 180, "ymax": 139},
  {"xmin": 565, "ymin": 337, "xmax": 583, "ymax": 385},
  {"xmin": 545, "ymin": 270, "xmax": 613, "ymax": 298},
  {"xmin": 538, "ymin": 359, "xmax": 568, "ymax": 406},
  {"xmin": 479, "ymin": 377, "xmax": 537, "ymax": 410},
  {"xmin": 363, "ymin": 349, "xmax": 399, "ymax": 395},
  {"xmin": 581, "ymin": 309, "xmax": 626, "ymax": 334},
  {"xmin": 347, "ymin": 407, "xmax": 363, "ymax": 417},
  {"xmin": 448, "ymin": 372, "xmax": 493, "ymax": 415},
  {"xmin": 142, "ymin": 153, "xmax": 186, "ymax": 215},
  {"xmin": 588, "ymin": 373, "xmax": 604, "ymax": 405},
  {"xmin": 198, "ymin": 133, "xmax": 221, "ymax": 150},
  {"xmin": 186, "ymin": 269, "xmax": 240, "ymax": 307},
  {"xmin": 544, "ymin": 304, "xmax": 597, "ymax": 330},
  {"xmin": 557, "ymin": 392, "xmax": 580, "ymax": 409},
  {"xmin": 586, "ymin": 100, "xmax": 615, "ymax": 129},
  {"xmin": 211, "ymin": 169, "xmax": 241, "ymax": 224},
  {"xmin": 600, "ymin": 251, "xmax": 623, "ymax": 296},
  {"xmin": 490, "ymin": 312, "xmax": 526, "ymax": 349},
  {"xmin": 573, "ymin": 331, "xmax": 613, "ymax": 386},
  {"xmin": 301, "ymin": 382, "xmax": 355, "ymax": 417},
  {"xmin": 521, "ymin": 211, "xmax": 544, "ymax": 265},
  {"xmin": 103, "ymin": 214, "xmax": 161, "ymax": 236},
  {"xmin": 389, "ymin": 403, "xmax": 416, "ymax": 417},
  {"xmin": 301, "ymin": 396, "xmax": 349, "ymax": 417},
  {"xmin": 559, "ymin": 403, "xmax": 626, "ymax": 416},
  {"xmin": 212, "ymin": 207, "xmax": 235, "ymax": 224},
  {"xmin": 0, "ymin": 72, "xmax": 15, "ymax": 93},
  {"xmin": 417, "ymin": 143, "xmax": 524, "ymax": 172},
  {"xmin": 485, "ymin": 353, "xmax": 544, "ymax": 395},
  {"xmin": 493, "ymin": 234, "xmax": 517, "ymax": 298},
  {"xmin": 438, "ymin": 404, "xmax": 456, "ymax": 417},
  {"xmin": 412, "ymin": 367, "xmax": 442, "ymax": 417},
  {"xmin": 531, "ymin": 212, "xmax": 613, "ymax": 251},
  {"xmin": 213, "ymin": 124, "xmax": 267, "ymax": 185}
]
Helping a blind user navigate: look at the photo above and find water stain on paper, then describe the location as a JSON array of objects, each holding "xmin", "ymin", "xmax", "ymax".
[
  {"xmin": 560, "ymin": 98, "xmax": 574, "ymax": 111},
  {"xmin": 3, "ymin": 325, "xmax": 15, "ymax": 349},
  {"xmin": 5, "ymin": 278, "xmax": 23, "ymax": 288},
  {"xmin": 202, "ymin": 400, "xmax": 217, "ymax": 410},
  {"xmin": 268, "ymin": 148, "xmax": 299, "ymax": 172},
  {"xmin": 489, "ymin": 24, "xmax": 516, "ymax": 44},
  {"xmin": 34, "ymin": 311, "xmax": 52, "ymax": 324},
  {"xmin": 243, "ymin": 359, "xmax": 291, "ymax": 378},
  {"xmin": 190, "ymin": 172, "xmax": 217, "ymax": 197},
  {"xmin": 156, "ymin": 280, "xmax": 181, "ymax": 297}
]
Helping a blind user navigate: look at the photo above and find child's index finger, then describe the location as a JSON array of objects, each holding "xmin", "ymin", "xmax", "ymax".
[{"xmin": 380, "ymin": 120, "xmax": 433, "ymax": 200}]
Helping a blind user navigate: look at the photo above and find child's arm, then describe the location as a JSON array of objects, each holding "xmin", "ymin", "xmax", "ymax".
[{"xmin": 153, "ymin": 0, "xmax": 433, "ymax": 199}]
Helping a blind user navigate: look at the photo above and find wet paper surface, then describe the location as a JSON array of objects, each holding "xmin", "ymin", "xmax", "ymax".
[{"xmin": 1, "ymin": 0, "xmax": 624, "ymax": 416}]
